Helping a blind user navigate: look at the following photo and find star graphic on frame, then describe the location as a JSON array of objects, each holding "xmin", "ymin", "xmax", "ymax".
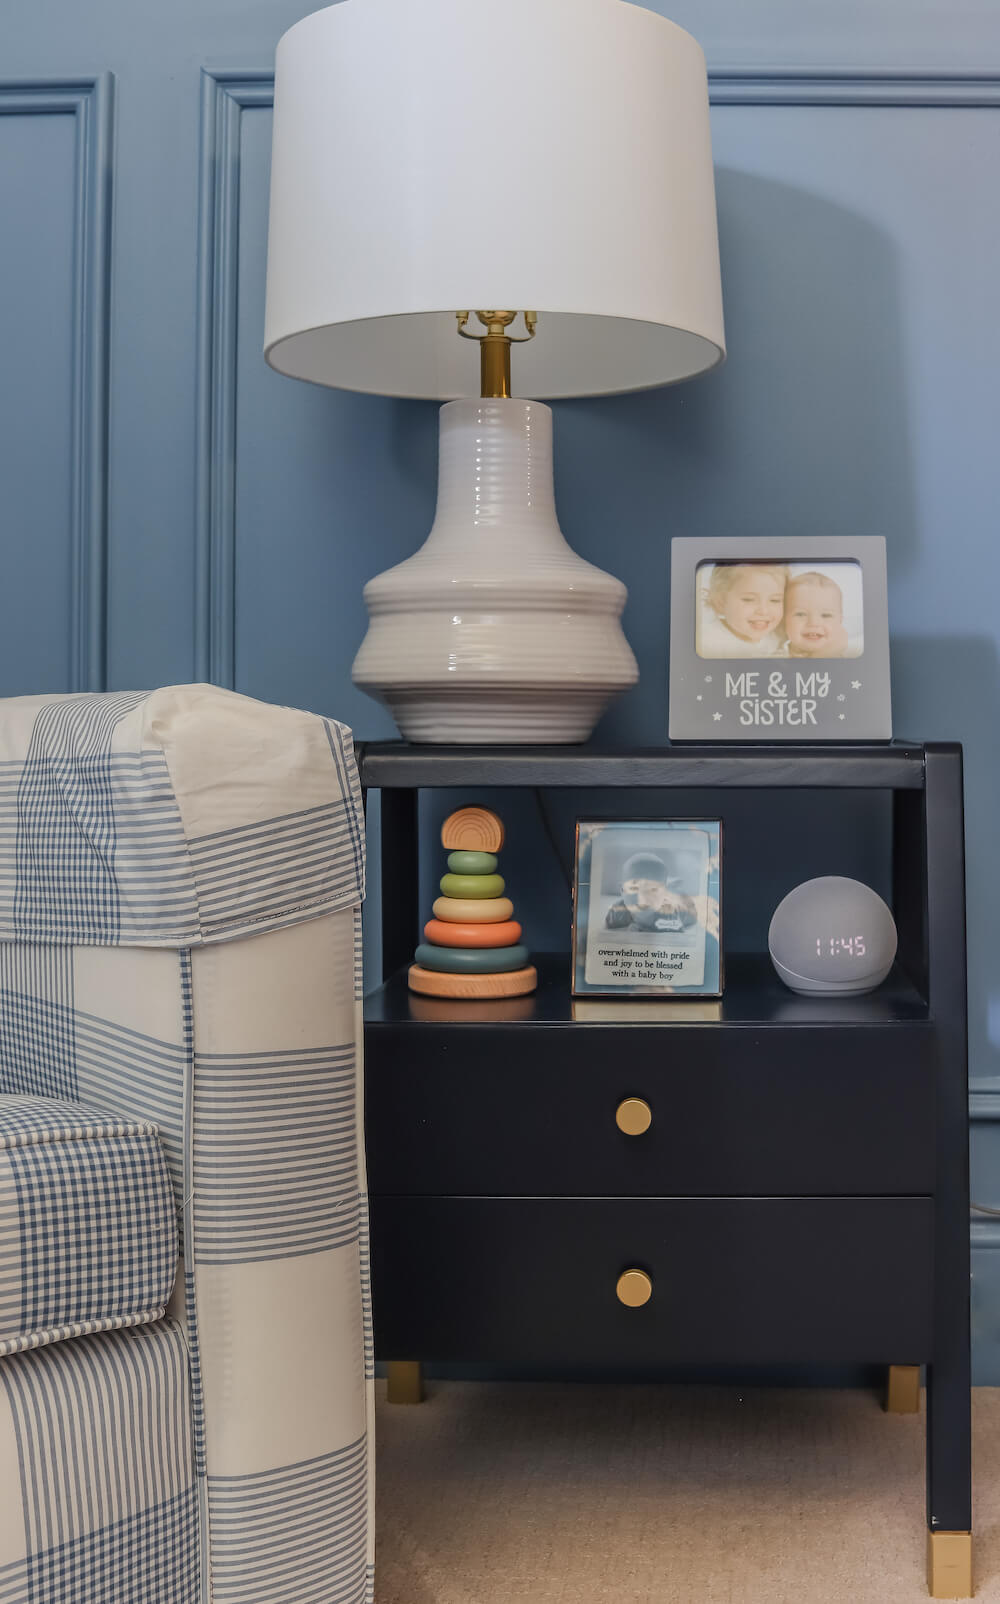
[
  {"xmin": 696, "ymin": 694, "xmax": 703, "ymax": 701},
  {"xmin": 839, "ymin": 713, "xmax": 846, "ymax": 721},
  {"xmin": 852, "ymin": 680, "xmax": 862, "ymax": 690},
  {"xmin": 704, "ymin": 675, "xmax": 713, "ymax": 683},
  {"xmin": 712, "ymin": 711, "xmax": 723, "ymax": 722},
  {"xmin": 837, "ymin": 694, "xmax": 846, "ymax": 702}
]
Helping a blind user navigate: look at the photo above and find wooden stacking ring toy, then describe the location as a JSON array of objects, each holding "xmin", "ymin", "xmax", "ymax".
[
  {"xmin": 432, "ymin": 896, "xmax": 515, "ymax": 924},
  {"xmin": 410, "ymin": 806, "xmax": 535, "ymax": 999},
  {"xmin": 439, "ymin": 872, "xmax": 505, "ymax": 900},
  {"xmin": 441, "ymin": 806, "xmax": 505, "ymax": 854},
  {"xmin": 414, "ymin": 943, "xmax": 530, "ymax": 975},
  {"xmin": 447, "ymin": 851, "xmax": 497, "ymax": 874},
  {"xmin": 423, "ymin": 919, "xmax": 522, "ymax": 949},
  {"xmin": 408, "ymin": 964, "xmax": 538, "ymax": 1000}
]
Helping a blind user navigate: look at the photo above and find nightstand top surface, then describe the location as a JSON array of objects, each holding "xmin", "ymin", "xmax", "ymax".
[{"xmin": 356, "ymin": 741, "xmax": 953, "ymax": 790}]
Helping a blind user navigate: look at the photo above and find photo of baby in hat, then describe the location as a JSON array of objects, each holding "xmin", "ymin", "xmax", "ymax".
[{"xmin": 604, "ymin": 849, "xmax": 698, "ymax": 933}]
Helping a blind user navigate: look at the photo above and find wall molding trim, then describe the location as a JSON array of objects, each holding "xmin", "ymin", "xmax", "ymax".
[
  {"xmin": 708, "ymin": 68, "xmax": 1000, "ymax": 106},
  {"xmin": 0, "ymin": 76, "xmax": 114, "ymax": 692},
  {"xmin": 195, "ymin": 71, "xmax": 273, "ymax": 688}
]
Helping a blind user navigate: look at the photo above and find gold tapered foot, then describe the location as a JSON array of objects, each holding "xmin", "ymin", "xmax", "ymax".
[
  {"xmin": 927, "ymin": 1531, "xmax": 973, "ymax": 1598},
  {"xmin": 885, "ymin": 1364, "xmax": 921, "ymax": 1413},
  {"xmin": 386, "ymin": 1361, "xmax": 424, "ymax": 1405}
]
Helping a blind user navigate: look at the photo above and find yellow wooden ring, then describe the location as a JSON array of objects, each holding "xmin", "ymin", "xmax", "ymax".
[{"xmin": 432, "ymin": 895, "xmax": 515, "ymax": 924}]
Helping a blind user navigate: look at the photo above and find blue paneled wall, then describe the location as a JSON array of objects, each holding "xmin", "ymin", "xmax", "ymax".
[{"xmin": 4, "ymin": 0, "xmax": 1000, "ymax": 1373}]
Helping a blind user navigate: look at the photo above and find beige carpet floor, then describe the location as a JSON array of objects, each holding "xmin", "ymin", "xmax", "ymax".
[{"xmin": 374, "ymin": 1381, "xmax": 1000, "ymax": 1603}]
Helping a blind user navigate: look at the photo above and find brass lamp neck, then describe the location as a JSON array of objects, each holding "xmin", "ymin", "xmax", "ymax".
[
  {"xmin": 480, "ymin": 328, "xmax": 513, "ymax": 399},
  {"xmin": 456, "ymin": 310, "xmax": 538, "ymax": 399}
]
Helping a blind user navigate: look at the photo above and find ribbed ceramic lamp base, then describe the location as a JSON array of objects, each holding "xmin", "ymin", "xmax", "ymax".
[
  {"xmin": 383, "ymin": 688, "xmax": 621, "ymax": 746},
  {"xmin": 351, "ymin": 399, "xmax": 638, "ymax": 745}
]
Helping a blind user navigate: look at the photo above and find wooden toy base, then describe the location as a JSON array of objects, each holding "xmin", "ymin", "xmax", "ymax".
[{"xmin": 408, "ymin": 963, "xmax": 538, "ymax": 1000}]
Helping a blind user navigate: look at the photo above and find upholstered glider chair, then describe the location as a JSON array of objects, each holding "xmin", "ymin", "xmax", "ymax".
[{"xmin": 0, "ymin": 686, "xmax": 371, "ymax": 1604}]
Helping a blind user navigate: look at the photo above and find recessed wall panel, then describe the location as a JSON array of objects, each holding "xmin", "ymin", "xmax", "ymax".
[{"xmin": 0, "ymin": 112, "xmax": 76, "ymax": 694}]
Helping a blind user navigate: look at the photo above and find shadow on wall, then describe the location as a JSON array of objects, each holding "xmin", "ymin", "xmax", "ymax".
[
  {"xmin": 551, "ymin": 168, "xmax": 916, "ymax": 746},
  {"xmin": 413, "ymin": 169, "xmax": 918, "ymax": 959},
  {"xmin": 891, "ymin": 633, "xmax": 1000, "ymax": 1085}
]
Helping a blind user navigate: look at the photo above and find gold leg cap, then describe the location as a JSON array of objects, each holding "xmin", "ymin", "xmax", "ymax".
[
  {"xmin": 927, "ymin": 1531, "xmax": 973, "ymax": 1598},
  {"xmin": 386, "ymin": 1361, "xmax": 425, "ymax": 1405},
  {"xmin": 885, "ymin": 1364, "xmax": 921, "ymax": 1413}
]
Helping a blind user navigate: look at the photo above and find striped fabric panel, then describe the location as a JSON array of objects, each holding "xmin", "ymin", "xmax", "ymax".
[
  {"xmin": 0, "ymin": 941, "xmax": 187, "ymax": 1202},
  {"xmin": 15, "ymin": 1486, "xmax": 199, "ymax": 1604},
  {"xmin": 0, "ymin": 1099, "xmax": 176, "ymax": 1355},
  {"xmin": 192, "ymin": 1045, "xmax": 360, "ymax": 1264},
  {"xmin": 7, "ymin": 1136, "xmax": 175, "ymax": 1349},
  {"xmin": 185, "ymin": 801, "xmax": 363, "ymax": 944},
  {"xmin": 3, "ymin": 694, "xmax": 142, "ymax": 942},
  {"xmin": 180, "ymin": 1264, "xmax": 206, "ymax": 1480},
  {"xmin": 358, "ymin": 1193, "xmax": 374, "ymax": 1384},
  {"xmin": 3, "ymin": 695, "xmax": 200, "ymax": 949},
  {"xmin": 72, "ymin": 1009, "xmax": 186, "ymax": 1200},
  {"xmin": 0, "ymin": 946, "xmax": 76, "ymax": 1103},
  {"xmin": 0, "ymin": 1555, "xmax": 26, "ymax": 1604},
  {"xmin": 0, "ymin": 1313, "xmax": 170, "ymax": 1359},
  {"xmin": 352, "ymin": 906, "xmax": 364, "ymax": 1003},
  {"xmin": 0, "ymin": 1148, "xmax": 20, "ymax": 1342},
  {"xmin": 0, "ymin": 1099, "xmax": 172, "ymax": 1359},
  {"xmin": 177, "ymin": 953, "xmax": 206, "ymax": 1479},
  {"xmin": 0, "ymin": 1097, "xmax": 170, "ymax": 1355},
  {"xmin": 206, "ymin": 1436, "xmax": 369, "ymax": 1604},
  {"xmin": 0, "ymin": 1096, "xmax": 155, "ymax": 1144},
  {"xmin": 323, "ymin": 721, "xmax": 366, "ymax": 906},
  {"xmin": 0, "ymin": 1322, "xmax": 196, "ymax": 1560}
]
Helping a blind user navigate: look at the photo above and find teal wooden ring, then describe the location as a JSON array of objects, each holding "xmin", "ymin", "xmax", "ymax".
[
  {"xmin": 446, "ymin": 851, "xmax": 498, "ymax": 875},
  {"xmin": 439, "ymin": 872, "xmax": 505, "ymax": 899},
  {"xmin": 414, "ymin": 943, "xmax": 530, "ymax": 975}
]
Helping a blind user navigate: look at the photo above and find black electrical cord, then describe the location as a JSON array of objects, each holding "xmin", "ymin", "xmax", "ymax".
[{"xmin": 533, "ymin": 787, "xmax": 572, "ymax": 892}]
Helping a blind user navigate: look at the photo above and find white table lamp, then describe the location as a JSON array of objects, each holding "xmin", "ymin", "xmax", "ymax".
[{"xmin": 264, "ymin": 0, "xmax": 725, "ymax": 743}]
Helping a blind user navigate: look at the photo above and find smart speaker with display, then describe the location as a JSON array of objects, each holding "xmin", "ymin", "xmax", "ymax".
[{"xmin": 768, "ymin": 876, "xmax": 897, "ymax": 996}]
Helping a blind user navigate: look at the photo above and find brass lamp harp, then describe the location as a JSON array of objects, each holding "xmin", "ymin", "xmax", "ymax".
[{"xmin": 456, "ymin": 310, "xmax": 538, "ymax": 398}]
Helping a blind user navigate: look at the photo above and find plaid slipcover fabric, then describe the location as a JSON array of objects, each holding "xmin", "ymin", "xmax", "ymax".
[
  {"xmin": 0, "ymin": 686, "xmax": 372, "ymax": 1604},
  {"xmin": 0, "ymin": 1093, "xmax": 177, "ymax": 1356}
]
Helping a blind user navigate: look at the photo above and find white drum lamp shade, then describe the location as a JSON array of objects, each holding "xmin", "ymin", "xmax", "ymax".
[{"xmin": 264, "ymin": 0, "xmax": 726, "ymax": 742}]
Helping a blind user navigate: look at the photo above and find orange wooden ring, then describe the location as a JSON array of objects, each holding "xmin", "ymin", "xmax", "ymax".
[{"xmin": 424, "ymin": 918, "xmax": 523, "ymax": 949}]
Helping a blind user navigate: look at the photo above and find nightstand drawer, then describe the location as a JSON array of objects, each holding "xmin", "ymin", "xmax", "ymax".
[
  {"xmin": 370, "ymin": 1196, "xmax": 934, "ymax": 1365},
  {"xmin": 365, "ymin": 1024, "xmax": 936, "ymax": 1196}
]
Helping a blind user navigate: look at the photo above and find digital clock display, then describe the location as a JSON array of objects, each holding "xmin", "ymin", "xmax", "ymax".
[{"xmin": 816, "ymin": 936, "xmax": 867, "ymax": 957}]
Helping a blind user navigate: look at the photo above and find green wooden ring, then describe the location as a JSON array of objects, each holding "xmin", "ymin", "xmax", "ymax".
[
  {"xmin": 414, "ymin": 943, "xmax": 530, "ymax": 975},
  {"xmin": 439, "ymin": 873, "xmax": 505, "ymax": 899},
  {"xmin": 446, "ymin": 851, "xmax": 498, "ymax": 875}
]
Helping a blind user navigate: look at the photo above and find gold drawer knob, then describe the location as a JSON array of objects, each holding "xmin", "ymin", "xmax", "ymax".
[
  {"xmin": 616, "ymin": 1268, "xmax": 653, "ymax": 1307},
  {"xmin": 616, "ymin": 1097, "xmax": 652, "ymax": 1136}
]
